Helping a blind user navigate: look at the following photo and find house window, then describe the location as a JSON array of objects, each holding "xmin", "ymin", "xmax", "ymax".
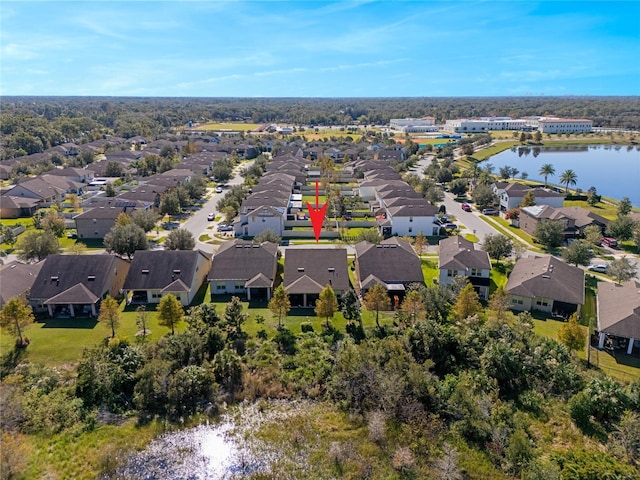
[
  {"xmin": 409, "ymin": 216, "xmax": 413, "ymax": 222},
  {"xmin": 447, "ymin": 270, "xmax": 456, "ymax": 277},
  {"xmin": 535, "ymin": 298, "xmax": 549, "ymax": 307},
  {"xmin": 470, "ymin": 268, "xmax": 480, "ymax": 276},
  {"xmin": 512, "ymin": 298, "xmax": 523, "ymax": 305},
  {"xmin": 408, "ymin": 227, "xmax": 412, "ymax": 233},
  {"xmin": 216, "ymin": 283, "xmax": 226, "ymax": 290}
]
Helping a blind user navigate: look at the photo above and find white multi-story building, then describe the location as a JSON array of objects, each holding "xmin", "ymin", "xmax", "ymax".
[
  {"xmin": 443, "ymin": 117, "xmax": 528, "ymax": 133},
  {"xmin": 530, "ymin": 117, "xmax": 593, "ymax": 134},
  {"xmin": 389, "ymin": 117, "xmax": 439, "ymax": 133}
]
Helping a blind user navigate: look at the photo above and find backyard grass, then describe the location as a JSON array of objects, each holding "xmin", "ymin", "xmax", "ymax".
[
  {"xmin": 532, "ymin": 317, "xmax": 640, "ymax": 383},
  {"xmin": 420, "ymin": 256, "xmax": 439, "ymax": 286}
]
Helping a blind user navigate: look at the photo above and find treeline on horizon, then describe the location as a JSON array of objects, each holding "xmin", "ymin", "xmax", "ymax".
[{"xmin": 1, "ymin": 95, "xmax": 639, "ymax": 160}]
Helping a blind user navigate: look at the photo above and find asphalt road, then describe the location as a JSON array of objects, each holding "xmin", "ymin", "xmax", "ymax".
[{"xmin": 187, "ymin": 161, "xmax": 251, "ymax": 253}]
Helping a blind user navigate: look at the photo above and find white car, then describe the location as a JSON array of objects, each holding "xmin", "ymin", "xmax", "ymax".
[
  {"xmin": 587, "ymin": 264, "xmax": 607, "ymax": 273},
  {"xmin": 207, "ymin": 213, "xmax": 215, "ymax": 221},
  {"xmin": 215, "ymin": 186, "xmax": 223, "ymax": 193}
]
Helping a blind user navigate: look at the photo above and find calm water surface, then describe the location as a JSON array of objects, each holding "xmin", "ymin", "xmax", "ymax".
[{"xmin": 486, "ymin": 145, "xmax": 640, "ymax": 206}]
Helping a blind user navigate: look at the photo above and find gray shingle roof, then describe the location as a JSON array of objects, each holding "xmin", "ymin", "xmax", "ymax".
[
  {"xmin": 597, "ymin": 280, "xmax": 640, "ymax": 339},
  {"xmin": 208, "ymin": 240, "xmax": 278, "ymax": 284},
  {"xmin": 439, "ymin": 236, "xmax": 491, "ymax": 271},
  {"xmin": 123, "ymin": 250, "xmax": 208, "ymax": 291},
  {"xmin": 506, "ymin": 256, "xmax": 584, "ymax": 305},
  {"xmin": 355, "ymin": 238, "xmax": 424, "ymax": 287},
  {"xmin": 284, "ymin": 248, "xmax": 349, "ymax": 293}
]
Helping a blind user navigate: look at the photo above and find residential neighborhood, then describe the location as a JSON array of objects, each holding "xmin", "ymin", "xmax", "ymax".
[{"xmin": 1, "ymin": 99, "xmax": 639, "ymax": 480}]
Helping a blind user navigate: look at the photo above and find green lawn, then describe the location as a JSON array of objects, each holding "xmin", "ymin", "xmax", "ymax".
[
  {"xmin": 195, "ymin": 122, "xmax": 261, "ymax": 131},
  {"xmin": 420, "ymin": 256, "xmax": 439, "ymax": 286},
  {"xmin": 533, "ymin": 317, "xmax": 640, "ymax": 383},
  {"xmin": 480, "ymin": 215, "xmax": 544, "ymax": 253}
]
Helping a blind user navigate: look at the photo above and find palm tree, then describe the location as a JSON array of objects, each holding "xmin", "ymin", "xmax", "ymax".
[
  {"xmin": 538, "ymin": 163, "xmax": 555, "ymax": 187},
  {"xmin": 559, "ymin": 169, "xmax": 578, "ymax": 193}
]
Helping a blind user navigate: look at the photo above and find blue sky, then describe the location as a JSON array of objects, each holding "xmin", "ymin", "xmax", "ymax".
[{"xmin": 1, "ymin": 1, "xmax": 639, "ymax": 97}]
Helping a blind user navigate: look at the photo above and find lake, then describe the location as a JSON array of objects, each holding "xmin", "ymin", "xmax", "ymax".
[{"xmin": 484, "ymin": 145, "xmax": 640, "ymax": 207}]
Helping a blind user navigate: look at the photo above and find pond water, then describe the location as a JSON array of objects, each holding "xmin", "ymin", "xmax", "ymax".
[
  {"xmin": 485, "ymin": 145, "xmax": 640, "ymax": 207},
  {"xmin": 109, "ymin": 402, "xmax": 309, "ymax": 480}
]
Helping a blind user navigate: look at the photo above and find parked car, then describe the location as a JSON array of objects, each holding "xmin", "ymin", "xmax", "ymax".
[
  {"xmin": 481, "ymin": 208, "xmax": 499, "ymax": 216},
  {"xmin": 461, "ymin": 203, "xmax": 471, "ymax": 212},
  {"xmin": 443, "ymin": 223, "xmax": 458, "ymax": 229},
  {"xmin": 217, "ymin": 224, "xmax": 233, "ymax": 232},
  {"xmin": 207, "ymin": 213, "xmax": 215, "ymax": 221},
  {"xmin": 215, "ymin": 186, "xmax": 223, "ymax": 193},
  {"xmin": 601, "ymin": 237, "xmax": 618, "ymax": 248},
  {"xmin": 587, "ymin": 264, "xmax": 608, "ymax": 273}
]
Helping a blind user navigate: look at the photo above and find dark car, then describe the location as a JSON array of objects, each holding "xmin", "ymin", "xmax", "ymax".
[
  {"xmin": 481, "ymin": 208, "xmax": 499, "ymax": 216},
  {"xmin": 461, "ymin": 203, "xmax": 472, "ymax": 212}
]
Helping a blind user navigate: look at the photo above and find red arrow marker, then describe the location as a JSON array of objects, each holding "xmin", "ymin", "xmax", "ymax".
[{"xmin": 307, "ymin": 181, "xmax": 328, "ymax": 243}]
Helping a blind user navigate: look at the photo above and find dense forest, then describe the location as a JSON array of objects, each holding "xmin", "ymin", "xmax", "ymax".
[{"xmin": 1, "ymin": 96, "xmax": 639, "ymax": 160}]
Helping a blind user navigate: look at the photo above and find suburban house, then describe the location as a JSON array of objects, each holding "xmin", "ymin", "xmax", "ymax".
[
  {"xmin": 122, "ymin": 249, "xmax": 212, "ymax": 306},
  {"xmin": 596, "ymin": 280, "xmax": 640, "ymax": 355},
  {"xmin": 354, "ymin": 237, "xmax": 424, "ymax": 302},
  {"xmin": 5, "ymin": 176, "xmax": 67, "ymax": 207},
  {"xmin": 0, "ymin": 261, "xmax": 43, "ymax": 308},
  {"xmin": 519, "ymin": 205, "xmax": 578, "ymax": 240},
  {"xmin": 208, "ymin": 240, "xmax": 278, "ymax": 301},
  {"xmin": 505, "ymin": 256, "xmax": 584, "ymax": 315},
  {"xmin": 438, "ymin": 236, "xmax": 492, "ymax": 300},
  {"xmin": 73, "ymin": 202, "xmax": 146, "ymax": 239},
  {"xmin": 284, "ymin": 248, "xmax": 349, "ymax": 307},
  {"xmin": 381, "ymin": 201, "xmax": 440, "ymax": 237},
  {"xmin": 0, "ymin": 194, "xmax": 39, "ymax": 219},
  {"xmin": 557, "ymin": 206, "xmax": 610, "ymax": 235},
  {"xmin": 29, "ymin": 254, "xmax": 130, "ymax": 317},
  {"xmin": 497, "ymin": 183, "xmax": 564, "ymax": 212}
]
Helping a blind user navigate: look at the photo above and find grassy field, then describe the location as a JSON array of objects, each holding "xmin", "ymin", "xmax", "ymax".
[{"xmin": 194, "ymin": 122, "xmax": 261, "ymax": 131}]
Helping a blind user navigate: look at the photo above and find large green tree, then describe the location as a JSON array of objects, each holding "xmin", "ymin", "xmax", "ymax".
[
  {"xmin": 17, "ymin": 230, "xmax": 59, "ymax": 262},
  {"xmin": 103, "ymin": 223, "xmax": 148, "ymax": 259},
  {"xmin": 452, "ymin": 282, "xmax": 482, "ymax": 321},
  {"xmin": 471, "ymin": 184, "xmax": 497, "ymax": 208},
  {"xmin": 315, "ymin": 284, "xmax": 339, "ymax": 327},
  {"xmin": 0, "ymin": 297, "xmax": 35, "ymax": 346},
  {"xmin": 98, "ymin": 295, "xmax": 121, "ymax": 338},
  {"xmin": 158, "ymin": 294, "xmax": 184, "ymax": 335},
  {"xmin": 607, "ymin": 215, "xmax": 638, "ymax": 241},
  {"xmin": 164, "ymin": 228, "xmax": 195, "ymax": 250},
  {"xmin": 608, "ymin": 256, "xmax": 637, "ymax": 284},
  {"xmin": 268, "ymin": 285, "xmax": 291, "ymax": 328},
  {"xmin": 482, "ymin": 233, "xmax": 514, "ymax": 262},
  {"xmin": 363, "ymin": 283, "xmax": 390, "ymax": 329},
  {"xmin": 533, "ymin": 219, "xmax": 565, "ymax": 250},
  {"xmin": 131, "ymin": 209, "xmax": 160, "ymax": 232},
  {"xmin": 563, "ymin": 240, "xmax": 594, "ymax": 266}
]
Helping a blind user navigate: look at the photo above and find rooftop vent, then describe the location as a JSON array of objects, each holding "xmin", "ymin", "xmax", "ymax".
[
  {"xmin": 87, "ymin": 275, "xmax": 95, "ymax": 281},
  {"xmin": 542, "ymin": 275, "xmax": 550, "ymax": 279},
  {"xmin": 328, "ymin": 267, "xmax": 335, "ymax": 272},
  {"xmin": 297, "ymin": 267, "xmax": 304, "ymax": 272},
  {"xmin": 141, "ymin": 269, "xmax": 149, "ymax": 274},
  {"xmin": 50, "ymin": 276, "xmax": 59, "ymax": 281},
  {"xmin": 173, "ymin": 269, "xmax": 181, "ymax": 274}
]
